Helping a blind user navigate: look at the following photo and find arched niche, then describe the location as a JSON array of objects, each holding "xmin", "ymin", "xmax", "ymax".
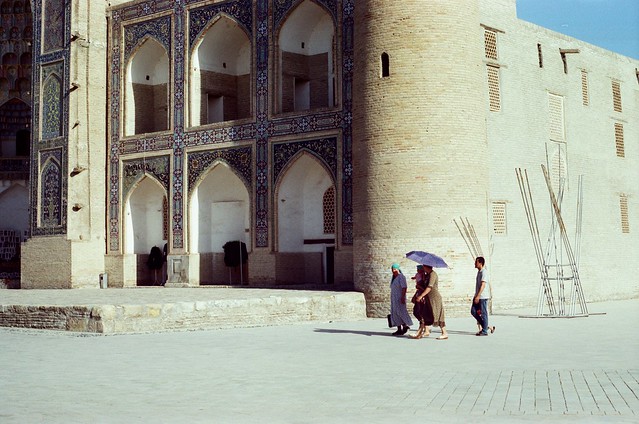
[
  {"xmin": 0, "ymin": 183, "xmax": 28, "ymax": 232},
  {"xmin": 276, "ymin": 152, "xmax": 335, "ymax": 252},
  {"xmin": 124, "ymin": 37, "xmax": 169, "ymax": 136},
  {"xmin": 123, "ymin": 175, "xmax": 167, "ymax": 255},
  {"xmin": 276, "ymin": 0, "xmax": 336, "ymax": 114},
  {"xmin": 190, "ymin": 14, "xmax": 251, "ymax": 127},
  {"xmin": 189, "ymin": 160, "xmax": 251, "ymax": 254}
]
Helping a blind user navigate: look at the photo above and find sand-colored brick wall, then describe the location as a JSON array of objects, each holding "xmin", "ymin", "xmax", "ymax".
[
  {"xmin": 479, "ymin": 1, "xmax": 639, "ymax": 309},
  {"xmin": 353, "ymin": 0, "xmax": 490, "ymax": 317}
]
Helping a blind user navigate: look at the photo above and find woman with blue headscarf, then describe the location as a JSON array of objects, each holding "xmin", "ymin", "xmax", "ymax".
[{"xmin": 389, "ymin": 263, "xmax": 413, "ymax": 336}]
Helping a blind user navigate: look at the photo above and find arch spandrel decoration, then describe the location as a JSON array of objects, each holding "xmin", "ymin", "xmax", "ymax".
[
  {"xmin": 123, "ymin": 15, "xmax": 172, "ymax": 64},
  {"xmin": 274, "ymin": 0, "xmax": 338, "ymax": 29},
  {"xmin": 273, "ymin": 137, "xmax": 337, "ymax": 184},
  {"xmin": 187, "ymin": 146, "xmax": 253, "ymax": 194},
  {"xmin": 122, "ymin": 156, "xmax": 171, "ymax": 200},
  {"xmin": 188, "ymin": 0, "xmax": 253, "ymax": 48}
]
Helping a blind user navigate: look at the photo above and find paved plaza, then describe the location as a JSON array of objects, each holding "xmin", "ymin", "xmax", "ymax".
[{"xmin": 1, "ymin": 297, "xmax": 637, "ymax": 423}]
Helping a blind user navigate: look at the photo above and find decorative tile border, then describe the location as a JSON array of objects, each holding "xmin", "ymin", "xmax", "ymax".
[{"xmin": 272, "ymin": 137, "xmax": 337, "ymax": 183}]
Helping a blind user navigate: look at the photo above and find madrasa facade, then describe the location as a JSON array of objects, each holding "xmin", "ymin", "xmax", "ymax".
[{"xmin": 0, "ymin": 0, "xmax": 637, "ymax": 316}]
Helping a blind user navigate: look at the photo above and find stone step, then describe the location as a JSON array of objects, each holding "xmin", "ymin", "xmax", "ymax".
[{"xmin": 0, "ymin": 287, "xmax": 367, "ymax": 334}]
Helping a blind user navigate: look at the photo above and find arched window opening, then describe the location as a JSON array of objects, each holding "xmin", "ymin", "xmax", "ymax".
[
  {"xmin": 190, "ymin": 16, "xmax": 251, "ymax": 127},
  {"xmin": 189, "ymin": 162, "xmax": 251, "ymax": 284},
  {"xmin": 381, "ymin": 52, "xmax": 389, "ymax": 77},
  {"xmin": 20, "ymin": 52, "xmax": 30, "ymax": 65},
  {"xmin": 277, "ymin": 0, "xmax": 336, "ymax": 113},
  {"xmin": 125, "ymin": 37, "xmax": 169, "ymax": 136},
  {"xmin": 0, "ymin": 98, "xmax": 30, "ymax": 158}
]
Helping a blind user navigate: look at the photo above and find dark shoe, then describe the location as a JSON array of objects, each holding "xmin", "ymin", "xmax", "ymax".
[
  {"xmin": 476, "ymin": 332, "xmax": 488, "ymax": 336},
  {"xmin": 490, "ymin": 326, "xmax": 496, "ymax": 334},
  {"xmin": 399, "ymin": 325, "xmax": 409, "ymax": 335},
  {"xmin": 392, "ymin": 329, "xmax": 402, "ymax": 336}
]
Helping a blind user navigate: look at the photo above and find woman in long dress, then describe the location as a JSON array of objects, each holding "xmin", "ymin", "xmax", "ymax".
[
  {"xmin": 410, "ymin": 265, "xmax": 434, "ymax": 339},
  {"xmin": 414, "ymin": 265, "xmax": 448, "ymax": 339},
  {"xmin": 389, "ymin": 263, "xmax": 413, "ymax": 336}
]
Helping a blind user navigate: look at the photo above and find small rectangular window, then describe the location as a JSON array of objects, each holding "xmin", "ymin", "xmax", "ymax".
[
  {"xmin": 537, "ymin": 44, "xmax": 543, "ymax": 68},
  {"xmin": 614, "ymin": 122, "xmax": 625, "ymax": 158},
  {"xmin": 612, "ymin": 80, "xmax": 622, "ymax": 112},
  {"xmin": 491, "ymin": 202, "xmax": 507, "ymax": 235},
  {"xmin": 484, "ymin": 30, "xmax": 498, "ymax": 60},
  {"xmin": 487, "ymin": 66, "xmax": 501, "ymax": 111},
  {"xmin": 548, "ymin": 93, "xmax": 565, "ymax": 142},
  {"xmin": 581, "ymin": 70, "xmax": 589, "ymax": 106},
  {"xmin": 620, "ymin": 195, "xmax": 629, "ymax": 233}
]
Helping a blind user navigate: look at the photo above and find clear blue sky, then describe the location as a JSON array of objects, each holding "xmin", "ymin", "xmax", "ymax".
[{"xmin": 516, "ymin": 0, "xmax": 639, "ymax": 59}]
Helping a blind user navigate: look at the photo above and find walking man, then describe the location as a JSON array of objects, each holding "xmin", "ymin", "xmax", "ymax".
[{"xmin": 471, "ymin": 257, "xmax": 495, "ymax": 336}]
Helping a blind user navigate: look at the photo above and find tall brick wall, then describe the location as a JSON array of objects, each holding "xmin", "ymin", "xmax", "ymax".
[
  {"xmin": 353, "ymin": 0, "xmax": 489, "ymax": 317},
  {"xmin": 479, "ymin": 1, "xmax": 639, "ymax": 309}
]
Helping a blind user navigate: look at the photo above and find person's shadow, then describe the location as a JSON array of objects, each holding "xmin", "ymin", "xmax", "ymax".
[
  {"xmin": 314, "ymin": 328, "xmax": 480, "ymax": 337},
  {"xmin": 313, "ymin": 328, "xmax": 392, "ymax": 337}
]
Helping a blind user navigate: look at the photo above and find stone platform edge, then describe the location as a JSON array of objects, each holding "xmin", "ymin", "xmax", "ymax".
[{"xmin": 0, "ymin": 292, "xmax": 367, "ymax": 334}]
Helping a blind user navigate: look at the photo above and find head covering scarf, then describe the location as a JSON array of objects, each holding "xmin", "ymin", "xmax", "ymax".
[{"xmin": 391, "ymin": 263, "xmax": 400, "ymax": 270}]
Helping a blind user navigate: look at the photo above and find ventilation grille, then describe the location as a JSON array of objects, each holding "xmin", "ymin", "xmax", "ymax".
[
  {"xmin": 581, "ymin": 70, "xmax": 589, "ymax": 106},
  {"xmin": 484, "ymin": 30, "xmax": 498, "ymax": 60},
  {"xmin": 491, "ymin": 202, "xmax": 507, "ymax": 235},
  {"xmin": 612, "ymin": 80, "xmax": 622, "ymax": 112},
  {"xmin": 162, "ymin": 197, "xmax": 169, "ymax": 241},
  {"xmin": 620, "ymin": 195, "xmax": 629, "ymax": 233},
  {"xmin": 323, "ymin": 186, "xmax": 335, "ymax": 234},
  {"xmin": 615, "ymin": 122, "xmax": 625, "ymax": 158},
  {"xmin": 548, "ymin": 93, "xmax": 565, "ymax": 142},
  {"xmin": 487, "ymin": 66, "xmax": 500, "ymax": 111}
]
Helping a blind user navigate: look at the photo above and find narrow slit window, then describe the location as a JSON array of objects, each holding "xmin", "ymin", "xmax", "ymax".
[
  {"xmin": 581, "ymin": 70, "xmax": 589, "ymax": 106},
  {"xmin": 612, "ymin": 80, "xmax": 622, "ymax": 112},
  {"xmin": 537, "ymin": 44, "xmax": 543, "ymax": 68},
  {"xmin": 614, "ymin": 122, "xmax": 625, "ymax": 158},
  {"xmin": 620, "ymin": 195, "xmax": 629, "ymax": 233},
  {"xmin": 381, "ymin": 52, "xmax": 389, "ymax": 77},
  {"xmin": 487, "ymin": 65, "xmax": 501, "ymax": 111}
]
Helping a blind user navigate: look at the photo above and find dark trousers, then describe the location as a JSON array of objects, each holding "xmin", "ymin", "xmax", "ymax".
[{"xmin": 471, "ymin": 299, "xmax": 489, "ymax": 334}]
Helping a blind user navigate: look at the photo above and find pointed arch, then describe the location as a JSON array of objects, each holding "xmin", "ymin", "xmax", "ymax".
[
  {"xmin": 41, "ymin": 73, "xmax": 62, "ymax": 139},
  {"xmin": 124, "ymin": 36, "xmax": 170, "ymax": 136},
  {"xmin": 276, "ymin": 0, "xmax": 337, "ymax": 113},
  {"xmin": 275, "ymin": 151, "xmax": 335, "ymax": 252},
  {"xmin": 40, "ymin": 157, "xmax": 61, "ymax": 226},
  {"xmin": 189, "ymin": 13, "xmax": 252, "ymax": 127},
  {"xmin": 123, "ymin": 174, "xmax": 167, "ymax": 255},
  {"xmin": 189, "ymin": 160, "xmax": 251, "ymax": 255}
]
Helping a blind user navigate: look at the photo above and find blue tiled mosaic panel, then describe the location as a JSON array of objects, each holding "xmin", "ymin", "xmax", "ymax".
[
  {"xmin": 273, "ymin": 0, "xmax": 337, "ymax": 29},
  {"xmin": 41, "ymin": 73, "xmax": 62, "ymax": 140},
  {"xmin": 188, "ymin": 0, "xmax": 253, "ymax": 48},
  {"xmin": 273, "ymin": 137, "xmax": 337, "ymax": 183},
  {"xmin": 188, "ymin": 146, "xmax": 253, "ymax": 193},
  {"xmin": 122, "ymin": 156, "xmax": 171, "ymax": 200},
  {"xmin": 42, "ymin": 0, "xmax": 65, "ymax": 53},
  {"xmin": 123, "ymin": 15, "xmax": 172, "ymax": 63},
  {"xmin": 40, "ymin": 154, "xmax": 62, "ymax": 227}
]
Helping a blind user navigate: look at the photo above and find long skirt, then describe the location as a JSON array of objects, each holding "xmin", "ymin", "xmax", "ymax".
[{"xmin": 412, "ymin": 290, "xmax": 434, "ymax": 325}]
